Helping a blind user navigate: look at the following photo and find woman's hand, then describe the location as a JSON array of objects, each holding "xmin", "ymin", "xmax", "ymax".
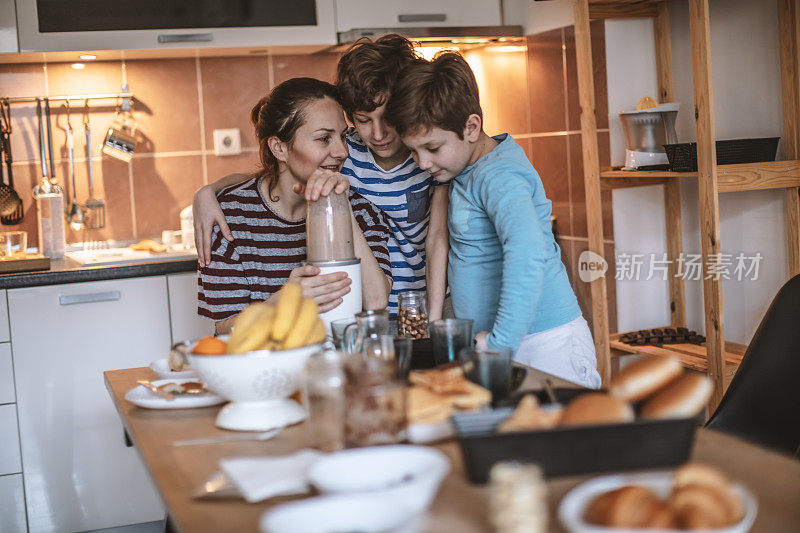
[
  {"xmin": 194, "ymin": 185, "xmax": 232, "ymax": 268},
  {"xmin": 292, "ymin": 168, "xmax": 349, "ymax": 201},
  {"xmin": 288, "ymin": 264, "xmax": 352, "ymax": 312}
]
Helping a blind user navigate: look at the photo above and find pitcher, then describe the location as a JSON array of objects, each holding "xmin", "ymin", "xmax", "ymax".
[{"xmin": 343, "ymin": 309, "xmax": 390, "ymax": 355}]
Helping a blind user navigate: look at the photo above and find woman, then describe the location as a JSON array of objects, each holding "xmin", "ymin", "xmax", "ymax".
[{"xmin": 198, "ymin": 77, "xmax": 392, "ymax": 334}]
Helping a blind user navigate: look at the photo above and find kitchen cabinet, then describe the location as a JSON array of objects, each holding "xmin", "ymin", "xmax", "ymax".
[
  {"xmin": 167, "ymin": 272, "xmax": 215, "ymax": 342},
  {"xmin": 15, "ymin": 0, "xmax": 336, "ymax": 53},
  {"xmin": 0, "ymin": 1, "xmax": 18, "ymax": 54},
  {"xmin": 9, "ymin": 276, "xmax": 168, "ymax": 532},
  {"xmin": 0, "ymin": 290, "xmax": 10, "ymax": 343},
  {"xmin": 335, "ymin": 0, "xmax": 502, "ymax": 32},
  {"xmin": 0, "ymin": 474, "xmax": 26, "ymax": 533},
  {"xmin": 0, "ymin": 343, "xmax": 15, "ymax": 404},
  {"xmin": 0, "ymin": 404, "xmax": 21, "ymax": 475}
]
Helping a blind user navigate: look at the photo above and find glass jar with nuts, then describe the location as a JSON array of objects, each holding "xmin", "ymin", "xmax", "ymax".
[{"xmin": 397, "ymin": 290, "xmax": 428, "ymax": 339}]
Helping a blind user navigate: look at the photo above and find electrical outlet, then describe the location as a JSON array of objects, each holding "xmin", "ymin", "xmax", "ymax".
[{"xmin": 213, "ymin": 128, "xmax": 241, "ymax": 156}]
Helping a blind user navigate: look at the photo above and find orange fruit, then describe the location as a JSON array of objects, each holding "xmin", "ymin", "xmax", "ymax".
[{"xmin": 192, "ymin": 336, "xmax": 228, "ymax": 355}]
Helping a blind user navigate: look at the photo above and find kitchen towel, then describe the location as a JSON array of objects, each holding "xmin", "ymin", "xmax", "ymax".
[{"xmin": 220, "ymin": 449, "xmax": 323, "ymax": 503}]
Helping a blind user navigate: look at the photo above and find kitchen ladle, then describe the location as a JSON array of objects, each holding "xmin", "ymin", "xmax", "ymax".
[{"xmin": 64, "ymin": 102, "xmax": 85, "ymax": 231}]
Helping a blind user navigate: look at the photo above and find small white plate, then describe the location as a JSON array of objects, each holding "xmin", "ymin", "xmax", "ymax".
[
  {"xmin": 558, "ymin": 471, "xmax": 758, "ymax": 533},
  {"xmin": 149, "ymin": 358, "xmax": 197, "ymax": 379},
  {"xmin": 260, "ymin": 493, "xmax": 418, "ymax": 533},
  {"xmin": 125, "ymin": 378, "xmax": 225, "ymax": 410}
]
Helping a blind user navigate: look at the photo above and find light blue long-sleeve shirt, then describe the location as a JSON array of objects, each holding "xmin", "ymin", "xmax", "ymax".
[{"xmin": 448, "ymin": 133, "xmax": 581, "ymax": 352}]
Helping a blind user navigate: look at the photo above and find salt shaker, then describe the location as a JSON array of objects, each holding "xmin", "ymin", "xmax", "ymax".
[
  {"xmin": 489, "ymin": 462, "xmax": 548, "ymax": 533},
  {"xmin": 397, "ymin": 290, "xmax": 428, "ymax": 339}
]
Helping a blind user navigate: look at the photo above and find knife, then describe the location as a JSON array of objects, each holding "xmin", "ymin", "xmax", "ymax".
[{"xmin": 173, "ymin": 428, "xmax": 281, "ymax": 447}]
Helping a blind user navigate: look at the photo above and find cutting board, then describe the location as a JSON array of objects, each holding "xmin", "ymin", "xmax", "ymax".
[{"xmin": 66, "ymin": 247, "xmax": 197, "ymax": 267}]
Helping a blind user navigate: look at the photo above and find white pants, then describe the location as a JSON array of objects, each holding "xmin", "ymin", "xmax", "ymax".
[{"xmin": 514, "ymin": 316, "xmax": 602, "ymax": 389}]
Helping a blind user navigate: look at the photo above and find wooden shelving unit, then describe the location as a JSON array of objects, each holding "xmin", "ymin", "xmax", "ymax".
[{"xmin": 570, "ymin": 0, "xmax": 800, "ymax": 410}]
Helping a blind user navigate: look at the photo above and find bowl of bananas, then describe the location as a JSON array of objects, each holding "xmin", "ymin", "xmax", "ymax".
[{"xmin": 189, "ymin": 282, "xmax": 326, "ymax": 431}]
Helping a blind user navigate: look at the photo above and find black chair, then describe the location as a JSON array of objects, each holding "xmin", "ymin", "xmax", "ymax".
[{"xmin": 706, "ymin": 274, "xmax": 800, "ymax": 456}]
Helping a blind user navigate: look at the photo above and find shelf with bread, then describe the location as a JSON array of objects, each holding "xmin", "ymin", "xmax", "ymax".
[{"xmin": 570, "ymin": 0, "xmax": 800, "ymax": 411}]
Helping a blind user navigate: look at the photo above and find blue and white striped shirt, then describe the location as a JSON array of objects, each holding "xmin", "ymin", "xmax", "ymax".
[{"xmin": 341, "ymin": 130, "xmax": 441, "ymax": 314}]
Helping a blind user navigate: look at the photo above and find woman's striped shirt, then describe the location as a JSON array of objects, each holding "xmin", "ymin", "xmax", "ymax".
[
  {"xmin": 340, "ymin": 130, "xmax": 444, "ymax": 315},
  {"xmin": 198, "ymin": 176, "xmax": 391, "ymax": 321}
]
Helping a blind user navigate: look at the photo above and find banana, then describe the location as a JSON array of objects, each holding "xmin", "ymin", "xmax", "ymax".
[
  {"xmin": 304, "ymin": 318, "xmax": 326, "ymax": 346},
  {"xmin": 228, "ymin": 303, "xmax": 275, "ymax": 354},
  {"xmin": 282, "ymin": 298, "xmax": 319, "ymax": 349},
  {"xmin": 271, "ymin": 282, "xmax": 303, "ymax": 341}
]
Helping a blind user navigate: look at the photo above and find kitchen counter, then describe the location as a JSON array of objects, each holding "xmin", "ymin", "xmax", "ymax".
[{"xmin": 0, "ymin": 256, "xmax": 197, "ymax": 289}]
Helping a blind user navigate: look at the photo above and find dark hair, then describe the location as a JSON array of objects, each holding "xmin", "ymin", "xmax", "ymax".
[
  {"xmin": 336, "ymin": 34, "xmax": 420, "ymax": 119},
  {"xmin": 251, "ymin": 77, "xmax": 340, "ymax": 200},
  {"xmin": 384, "ymin": 52, "xmax": 482, "ymax": 139}
]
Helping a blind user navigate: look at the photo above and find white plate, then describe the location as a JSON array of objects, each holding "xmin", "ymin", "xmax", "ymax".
[
  {"xmin": 260, "ymin": 493, "xmax": 418, "ymax": 533},
  {"xmin": 558, "ymin": 471, "xmax": 758, "ymax": 533},
  {"xmin": 149, "ymin": 358, "xmax": 197, "ymax": 379},
  {"xmin": 125, "ymin": 378, "xmax": 225, "ymax": 410}
]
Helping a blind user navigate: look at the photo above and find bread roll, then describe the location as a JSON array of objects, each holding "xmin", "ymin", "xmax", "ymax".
[
  {"xmin": 671, "ymin": 484, "xmax": 743, "ymax": 528},
  {"xmin": 640, "ymin": 373, "xmax": 712, "ymax": 419},
  {"xmin": 609, "ymin": 356, "xmax": 683, "ymax": 402},
  {"xmin": 674, "ymin": 463, "xmax": 733, "ymax": 492},
  {"xmin": 584, "ymin": 486, "xmax": 661, "ymax": 527},
  {"xmin": 559, "ymin": 393, "xmax": 634, "ymax": 427}
]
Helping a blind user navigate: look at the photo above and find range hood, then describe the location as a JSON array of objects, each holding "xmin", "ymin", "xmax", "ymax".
[{"xmin": 336, "ymin": 25, "xmax": 524, "ymax": 48}]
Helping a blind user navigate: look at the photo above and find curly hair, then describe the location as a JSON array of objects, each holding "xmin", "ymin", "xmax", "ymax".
[{"xmin": 336, "ymin": 34, "xmax": 420, "ymax": 119}]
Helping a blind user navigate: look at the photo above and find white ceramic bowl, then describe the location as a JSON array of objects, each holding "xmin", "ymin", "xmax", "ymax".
[
  {"xmin": 188, "ymin": 340, "xmax": 321, "ymax": 431},
  {"xmin": 558, "ymin": 471, "xmax": 758, "ymax": 533},
  {"xmin": 308, "ymin": 445, "xmax": 451, "ymax": 515},
  {"xmin": 260, "ymin": 493, "xmax": 420, "ymax": 533}
]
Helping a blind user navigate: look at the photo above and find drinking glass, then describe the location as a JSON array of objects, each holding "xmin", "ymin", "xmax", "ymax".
[
  {"xmin": 393, "ymin": 337, "xmax": 414, "ymax": 378},
  {"xmin": 305, "ymin": 350, "xmax": 346, "ymax": 451},
  {"xmin": 330, "ymin": 318, "xmax": 355, "ymax": 350},
  {"xmin": 459, "ymin": 346, "xmax": 514, "ymax": 401},
  {"xmin": 0, "ymin": 231, "xmax": 27, "ymax": 258},
  {"xmin": 429, "ymin": 318, "xmax": 474, "ymax": 366},
  {"xmin": 344, "ymin": 355, "xmax": 406, "ymax": 447}
]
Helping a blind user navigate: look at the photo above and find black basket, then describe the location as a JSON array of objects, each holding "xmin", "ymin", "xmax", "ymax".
[
  {"xmin": 664, "ymin": 137, "xmax": 779, "ymax": 172},
  {"xmin": 452, "ymin": 391, "xmax": 697, "ymax": 483}
]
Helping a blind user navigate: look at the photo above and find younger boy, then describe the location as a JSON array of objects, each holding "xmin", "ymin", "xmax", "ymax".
[{"xmin": 385, "ymin": 53, "xmax": 601, "ymax": 388}]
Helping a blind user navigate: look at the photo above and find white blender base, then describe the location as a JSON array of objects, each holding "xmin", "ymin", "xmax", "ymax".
[
  {"xmin": 215, "ymin": 399, "xmax": 307, "ymax": 431},
  {"xmin": 315, "ymin": 261, "xmax": 363, "ymax": 335}
]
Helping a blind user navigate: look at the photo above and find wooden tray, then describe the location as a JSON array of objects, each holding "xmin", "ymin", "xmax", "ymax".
[{"xmin": 0, "ymin": 255, "xmax": 51, "ymax": 274}]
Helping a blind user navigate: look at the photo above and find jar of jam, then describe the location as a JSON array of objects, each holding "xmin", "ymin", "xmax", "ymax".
[{"xmin": 397, "ymin": 290, "xmax": 428, "ymax": 339}]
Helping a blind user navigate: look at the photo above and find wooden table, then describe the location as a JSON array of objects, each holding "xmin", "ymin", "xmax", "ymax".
[{"xmin": 105, "ymin": 367, "xmax": 800, "ymax": 533}]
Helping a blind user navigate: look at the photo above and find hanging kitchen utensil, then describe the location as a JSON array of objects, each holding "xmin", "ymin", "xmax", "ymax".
[
  {"xmin": 64, "ymin": 102, "xmax": 85, "ymax": 231},
  {"xmin": 0, "ymin": 99, "xmax": 23, "ymax": 221},
  {"xmin": 0, "ymin": 99, "xmax": 23, "ymax": 225},
  {"xmin": 33, "ymin": 98, "xmax": 52, "ymax": 195},
  {"xmin": 101, "ymin": 93, "xmax": 136, "ymax": 163},
  {"xmin": 82, "ymin": 100, "xmax": 105, "ymax": 229},
  {"xmin": 33, "ymin": 97, "xmax": 66, "ymax": 259}
]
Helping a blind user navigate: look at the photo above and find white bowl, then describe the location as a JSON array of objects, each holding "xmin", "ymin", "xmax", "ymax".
[
  {"xmin": 308, "ymin": 445, "xmax": 450, "ymax": 515},
  {"xmin": 260, "ymin": 493, "xmax": 420, "ymax": 533},
  {"xmin": 188, "ymin": 341, "xmax": 321, "ymax": 431},
  {"xmin": 558, "ymin": 471, "xmax": 758, "ymax": 533},
  {"xmin": 149, "ymin": 358, "xmax": 197, "ymax": 380}
]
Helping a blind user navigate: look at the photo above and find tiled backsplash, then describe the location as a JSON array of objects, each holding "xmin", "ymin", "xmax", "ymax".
[{"xmin": 0, "ymin": 21, "xmax": 614, "ymax": 327}]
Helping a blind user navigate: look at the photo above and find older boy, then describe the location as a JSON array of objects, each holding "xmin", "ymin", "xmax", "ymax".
[
  {"xmin": 385, "ymin": 52, "xmax": 601, "ymax": 388},
  {"xmin": 193, "ymin": 35, "xmax": 449, "ymax": 318}
]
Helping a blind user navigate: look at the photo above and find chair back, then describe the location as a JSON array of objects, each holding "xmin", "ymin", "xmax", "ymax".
[{"xmin": 706, "ymin": 274, "xmax": 800, "ymax": 456}]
